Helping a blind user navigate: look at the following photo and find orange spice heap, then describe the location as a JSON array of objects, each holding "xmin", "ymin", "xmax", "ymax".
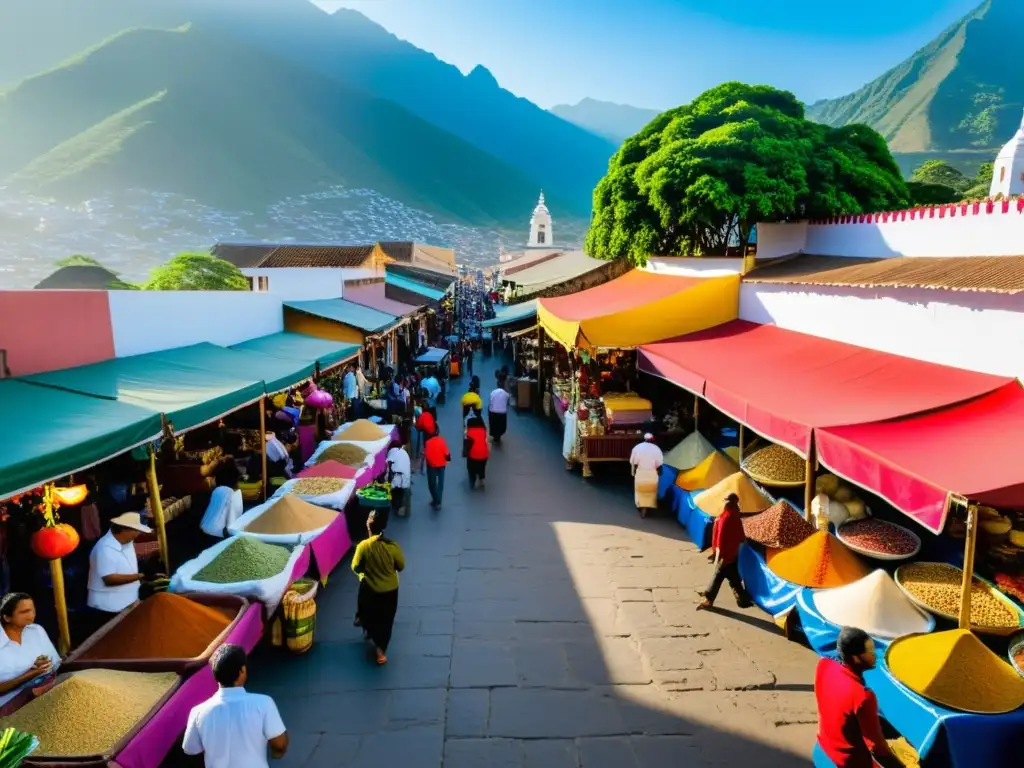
[{"xmin": 766, "ymin": 530, "xmax": 869, "ymax": 588}]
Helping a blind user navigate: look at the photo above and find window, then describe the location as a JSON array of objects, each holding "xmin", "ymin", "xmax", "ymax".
[
  {"xmin": 537, "ymin": 231, "xmax": 545, "ymax": 244},
  {"xmin": 257, "ymin": 276, "xmax": 269, "ymax": 292},
  {"xmin": 246, "ymin": 276, "xmax": 255, "ymax": 290},
  {"xmin": 1000, "ymin": 166, "xmax": 1006, "ymax": 182}
]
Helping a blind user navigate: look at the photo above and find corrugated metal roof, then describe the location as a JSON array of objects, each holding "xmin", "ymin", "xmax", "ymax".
[
  {"xmin": 506, "ymin": 250, "xmax": 607, "ymax": 291},
  {"xmin": 259, "ymin": 245, "xmax": 377, "ymax": 268},
  {"xmin": 284, "ymin": 299, "xmax": 398, "ymax": 333},
  {"xmin": 344, "ymin": 283, "xmax": 424, "ymax": 316},
  {"xmin": 744, "ymin": 254, "xmax": 1024, "ymax": 294},
  {"xmin": 384, "ymin": 272, "xmax": 447, "ymax": 301},
  {"xmin": 211, "ymin": 243, "xmax": 277, "ymax": 268},
  {"xmin": 378, "ymin": 241, "xmax": 414, "ymax": 263}
]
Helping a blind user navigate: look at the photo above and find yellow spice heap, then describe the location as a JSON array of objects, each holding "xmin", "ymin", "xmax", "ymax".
[{"xmin": 887, "ymin": 629, "xmax": 1024, "ymax": 714}]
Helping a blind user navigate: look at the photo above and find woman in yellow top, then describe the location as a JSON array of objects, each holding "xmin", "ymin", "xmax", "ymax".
[
  {"xmin": 351, "ymin": 510, "xmax": 405, "ymax": 665},
  {"xmin": 461, "ymin": 376, "xmax": 483, "ymax": 422}
]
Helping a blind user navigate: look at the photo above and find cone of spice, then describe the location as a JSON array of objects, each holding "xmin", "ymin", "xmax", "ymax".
[
  {"xmin": 316, "ymin": 443, "xmax": 369, "ymax": 467},
  {"xmin": 244, "ymin": 494, "xmax": 339, "ymax": 535},
  {"xmin": 297, "ymin": 460, "xmax": 360, "ymax": 479},
  {"xmin": 333, "ymin": 419, "xmax": 388, "ymax": 441},
  {"xmin": 78, "ymin": 593, "xmax": 232, "ymax": 660},
  {"xmin": 743, "ymin": 500, "xmax": 815, "ymax": 549},
  {"xmin": 663, "ymin": 431, "xmax": 716, "ymax": 471},
  {"xmin": 694, "ymin": 472, "xmax": 771, "ymax": 516},
  {"xmin": 675, "ymin": 451, "xmax": 739, "ymax": 492},
  {"xmin": 766, "ymin": 530, "xmax": 869, "ymax": 588},
  {"xmin": 887, "ymin": 629, "xmax": 1024, "ymax": 713},
  {"xmin": 194, "ymin": 538, "xmax": 292, "ymax": 583},
  {"xmin": 811, "ymin": 569, "xmax": 932, "ymax": 639}
]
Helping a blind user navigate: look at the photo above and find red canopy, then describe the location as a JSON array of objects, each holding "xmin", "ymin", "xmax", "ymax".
[
  {"xmin": 638, "ymin": 320, "xmax": 1012, "ymax": 456},
  {"xmin": 817, "ymin": 383, "xmax": 1024, "ymax": 533}
]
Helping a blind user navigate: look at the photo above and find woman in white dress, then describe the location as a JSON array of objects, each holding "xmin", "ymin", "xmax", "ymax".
[{"xmin": 0, "ymin": 592, "xmax": 60, "ymax": 715}]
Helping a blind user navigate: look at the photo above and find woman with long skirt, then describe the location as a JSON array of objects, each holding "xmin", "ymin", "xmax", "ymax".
[{"xmin": 351, "ymin": 510, "xmax": 405, "ymax": 665}]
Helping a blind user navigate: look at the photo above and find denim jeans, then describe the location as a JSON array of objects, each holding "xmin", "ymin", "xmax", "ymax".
[{"xmin": 427, "ymin": 466, "xmax": 446, "ymax": 506}]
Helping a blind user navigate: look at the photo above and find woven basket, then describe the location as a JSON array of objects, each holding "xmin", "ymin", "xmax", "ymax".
[{"xmin": 283, "ymin": 579, "xmax": 318, "ymax": 654}]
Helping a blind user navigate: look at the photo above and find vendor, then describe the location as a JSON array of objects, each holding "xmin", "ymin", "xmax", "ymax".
[
  {"xmin": 629, "ymin": 433, "xmax": 663, "ymax": 518},
  {"xmin": 87, "ymin": 513, "xmax": 153, "ymax": 624},
  {"xmin": 814, "ymin": 627, "xmax": 903, "ymax": 768},
  {"xmin": 0, "ymin": 592, "xmax": 60, "ymax": 715}
]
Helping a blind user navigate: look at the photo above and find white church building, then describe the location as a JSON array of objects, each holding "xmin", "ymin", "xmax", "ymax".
[
  {"xmin": 497, "ymin": 192, "xmax": 563, "ymax": 268},
  {"xmin": 990, "ymin": 109, "xmax": 1024, "ymax": 198}
]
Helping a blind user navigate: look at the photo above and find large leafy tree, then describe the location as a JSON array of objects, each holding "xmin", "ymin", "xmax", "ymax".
[
  {"xmin": 53, "ymin": 254, "xmax": 139, "ymax": 289},
  {"xmin": 910, "ymin": 160, "xmax": 970, "ymax": 193},
  {"xmin": 585, "ymin": 82, "xmax": 909, "ymax": 264},
  {"xmin": 143, "ymin": 252, "xmax": 249, "ymax": 291}
]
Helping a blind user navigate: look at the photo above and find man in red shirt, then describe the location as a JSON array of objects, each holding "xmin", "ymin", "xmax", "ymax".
[
  {"xmin": 423, "ymin": 427, "xmax": 451, "ymax": 510},
  {"xmin": 815, "ymin": 627, "xmax": 903, "ymax": 768},
  {"xmin": 696, "ymin": 493, "xmax": 752, "ymax": 610}
]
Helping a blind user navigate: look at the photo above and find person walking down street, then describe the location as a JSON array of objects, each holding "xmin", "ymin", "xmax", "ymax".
[
  {"xmin": 461, "ymin": 377, "xmax": 483, "ymax": 423},
  {"xmin": 697, "ymin": 493, "xmax": 753, "ymax": 610},
  {"xmin": 414, "ymin": 403, "xmax": 436, "ymax": 475},
  {"xmin": 488, "ymin": 376, "xmax": 511, "ymax": 443},
  {"xmin": 386, "ymin": 443, "xmax": 411, "ymax": 517},
  {"xmin": 465, "ymin": 412, "xmax": 489, "ymax": 490},
  {"xmin": 351, "ymin": 511, "xmax": 405, "ymax": 666},
  {"xmin": 465, "ymin": 343, "xmax": 474, "ymax": 377},
  {"xmin": 629, "ymin": 433, "xmax": 663, "ymax": 518},
  {"xmin": 814, "ymin": 628, "xmax": 903, "ymax": 768},
  {"xmin": 421, "ymin": 368, "xmax": 441, "ymax": 413},
  {"xmin": 424, "ymin": 426, "xmax": 451, "ymax": 509}
]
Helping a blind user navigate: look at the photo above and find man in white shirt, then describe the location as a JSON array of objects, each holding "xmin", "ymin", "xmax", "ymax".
[
  {"xmin": 629, "ymin": 434, "xmax": 664, "ymax": 518},
  {"xmin": 421, "ymin": 369, "xmax": 441, "ymax": 411},
  {"xmin": 342, "ymin": 364, "xmax": 358, "ymax": 402},
  {"xmin": 183, "ymin": 644, "xmax": 288, "ymax": 768},
  {"xmin": 386, "ymin": 444, "xmax": 412, "ymax": 517},
  {"xmin": 87, "ymin": 512, "xmax": 152, "ymax": 626},
  {"xmin": 488, "ymin": 377, "xmax": 511, "ymax": 443}
]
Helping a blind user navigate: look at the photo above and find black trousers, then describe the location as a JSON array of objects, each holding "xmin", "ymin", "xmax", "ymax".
[
  {"xmin": 358, "ymin": 584, "xmax": 399, "ymax": 652},
  {"xmin": 703, "ymin": 560, "xmax": 749, "ymax": 604},
  {"xmin": 467, "ymin": 458, "xmax": 487, "ymax": 485},
  {"xmin": 391, "ymin": 487, "xmax": 407, "ymax": 515}
]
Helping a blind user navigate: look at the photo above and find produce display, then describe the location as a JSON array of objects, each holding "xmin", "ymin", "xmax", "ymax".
[
  {"xmin": 837, "ymin": 518, "xmax": 920, "ymax": 559},
  {"xmin": 194, "ymin": 538, "xmax": 292, "ymax": 583},
  {"xmin": 335, "ymin": 419, "xmax": 388, "ymax": 441},
  {"xmin": 675, "ymin": 451, "xmax": 738, "ymax": 493},
  {"xmin": 812, "ymin": 569, "xmax": 933, "ymax": 639},
  {"xmin": 0, "ymin": 727, "xmax": 38, "ymax": 765},
  {"xmin": 663, "ymin": 430, "xmax": 716, "ymax": 472},
  {"xmin": 693, "ymin": 472, "xmax": 771, "ymax": 516},
  {"xmin": 995, "ymin": 572, "xmax": 1024, "ymax": 603},
  {"xmin": 78, "ymin": 593, "xmax": 231, "ymax": 660},
  {"xmin": 886, "ymin": 629, "xmax": 1024, "ymax": 714},
  {"xmin": 357, "ymin": 483, "xmax": 392, "ymax": 507},
  {"xmin": 896, "ymin": 562, "xmax": 1021, "ymax": 630},
  {"xmin": 742, "ymin": 500, "xmax": 815, "ymax": 549},
  {"xmin": 316, "ymin": 443, "xmax": 369, "ymax": 467},
  {"xmin": 766, "ymin": 530, "xmax": 869, "ymax": 588},
  {"xmin": 290, "ymin": 477, "xmax": 349, "ymax": 497},
  {"xmin": 813, "ymin": 474, "xmax": 869, "ymax": 525},
  {"xmin": 0, "ymin": 670, "xmax": 177, "ymax": 757},
  {"xmin": 245, "ymin": 495, "xmax": 339, "ymax": 535},
  {"xmin": 741, "ymin": 444, "xmax": 806, "ymax": 485}
]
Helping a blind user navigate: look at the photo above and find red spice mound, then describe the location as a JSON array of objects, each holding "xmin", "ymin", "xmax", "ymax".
[
  {"xmin": 839, "ymin": 518, "xmax": 918, "ymax": 556},
  {"xmin": 742, "ymin": 501, "xmax": 815, "ymax": 549}
]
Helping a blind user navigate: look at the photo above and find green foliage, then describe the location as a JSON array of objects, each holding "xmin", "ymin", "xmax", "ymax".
[
  {"xmin": 907, "ymin": 180, "xmax": 960, "ymax": 206},
  {"xmin": 143, "ymin": 252, "xmax": 249, "ymax": 291},
  {"xmin": 910, "ymin": 159, "xmax": 970, "ymax": 193},
  {"xmin": 585, "ymin": 82, "xmax": 908, "ymax": 264},
  {"xmin": 56, "ymin": 254, "xmax": 104, "ymax": 267},
  {"xmin": 975, "ymin": 161, "xmax": 994, "ymax": 186}
]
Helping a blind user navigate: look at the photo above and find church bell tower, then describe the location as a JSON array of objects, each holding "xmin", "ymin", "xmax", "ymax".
[{"xmin": 527, "ymin": 191, "xmax": 553, "ymax": 248}]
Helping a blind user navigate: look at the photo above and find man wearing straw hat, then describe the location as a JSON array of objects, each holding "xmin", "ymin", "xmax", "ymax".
[
  {"xmin": 629, "ymin": 433, "xmax": 663, "ymax": 518},
  {"xmin": 85, "ymin": 512, "xmax": 155, "ymax": 634}
]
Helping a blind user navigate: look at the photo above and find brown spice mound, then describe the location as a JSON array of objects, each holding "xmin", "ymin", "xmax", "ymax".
[
  {"xmin": 336, "ymin": 419, "xmax": 388, "ymax": 441},
  {"xmin": 317, "ymin": 443, "xmax": 369, "ymax": 467},
  {"xmin": 79, "ymin": 593, "xmax": 232, "ymax": 660},
  {"xmin": 244, "ymin": 494, "xmax": 339, "ymax": 535},
  {"xmin": 743, "ymin": 501, "xmax": 815, "ymax": 549}
]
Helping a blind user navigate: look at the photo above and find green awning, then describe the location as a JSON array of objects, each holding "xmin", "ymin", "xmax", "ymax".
[
  {"xmin": 147, "ymin": 343, "xmax": 316, "ymax": 395},
  {"xmin": 384, "ymin": 272, "xmax": 447, "ymax": 301},
  {"xmin": 230, "ymin": 332, "xmax": 361, "ymax": 372},
  {"xmin": 23, "ymin": 350, "xmax": 266, "ymax": 433},
  {"xmin": 482, "ymin": 300, "xmax": 538, "ymax": 328},
  {"xmin": 0, "ymin": 380, "xmax": 162, "ymax": 499},
  {"xmin": 284, "ymin": 299, "xmax": 398, "ymax": 333}
]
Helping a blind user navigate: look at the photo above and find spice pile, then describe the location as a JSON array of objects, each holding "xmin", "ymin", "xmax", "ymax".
[
  {"xmin": 694, "ymin": 472, "xmax": 771, "ymax": 516},
  {"xmin": 741, "ymin": 444, "xmax": 806, "ymax": 484},
  {"xmin": 195, "ymin": 538, "xmax": 292, "ymax": 583},
  {"xmin": 0, "ymin": 670, "xmax": 178, "ymax": 757},
  {"xmin": 335, "ymin": 419, "xmax": 388, "ymax": 441},
  {"xmin": 316, "ymin": 443, "xmax": 369, "ymax": 467},
  {"xmin": 245, "ymin": 495, "xmax": 339, "ymax": 535},
  {"xmin": 887, "ymin": 629, "xmax": 1024, "ymax": 713},
  {"xmin": 663, "ymin": 430, "xmax": 716, "ymax": 471},
  {"xmin": 79, "ymin": 593, "xmax": 231, "ymax": 660},
  {"xmin": 297, "ymin": 460, "xmax": 360, "ymax": 480},
  {"xmin": 838, "ymin": 518, "xmax": 919, "ymax": 558},
  {"xmin": 743, "ymin": 500, "xmax": 815, "ymax": 549},
  {"xmin": 291, "ymin": 477, "xmax": 349, "ymax": 496},
  {"xmin": 675, "ymin": 451, "xmax": 738, "ymax": 492},
  {"xmin": 766, "ymin": 530, "xmax": 869, "ymax": 588},
  {"xmin": 812, "ymin": 569, "xmax": 932, "ymax": 639},
  {"xmin": 896, "ymin": 562, "xmax": 1020, "ymax": 628}
]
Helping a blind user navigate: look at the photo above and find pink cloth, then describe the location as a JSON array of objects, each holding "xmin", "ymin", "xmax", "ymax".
[
  {"xmin": 308, "ymin": 513, "xmax": 353, "ymax": 583},
  {"xmin": 226, "ymin": 603, "xmax": 265, "ymax": 654},
  {"xmin": 289, "ymin": 545, "xmax": 312, "ymax": 584},
  {"xmin": 114, "ymin": 672, "xmax": 208, "ymax": 768},
  {"xmin": 297, "ymin": 425, "xmax": 317, "ymax": 463}
]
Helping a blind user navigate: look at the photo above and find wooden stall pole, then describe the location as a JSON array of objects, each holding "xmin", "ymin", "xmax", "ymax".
[
  {"xmin": 537, "ymin": 326, "xmax": 547, "ymax": 413},
  {"xmin": 738, "ymin": 423, "xmax": 745, "ymax": 462},
  {"xmin": 803, "ymin": 432, "xmax": 816, "ymax": 522},
  {"xmin": 693, "ymin": 394, "xmax": 700, "ymax": 430},
  {"xmin": 146, "ymin": 446, "xmax": 170, "ymax": 572},
  {"xmin": 49, "ymin": 559, "xmax": 71, "ymax": 655},
  {"xmin": 957, "ymin": 497, "xmax": 978, "ymax": 630},
  {"xmin": 259, "ymin": 397, "xmax": 269, "ymax": 501}
]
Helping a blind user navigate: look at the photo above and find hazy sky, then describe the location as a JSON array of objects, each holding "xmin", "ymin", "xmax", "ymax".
[{"xmin": 315, "ymin": 0, "xmax": 981, "ymax": 109}]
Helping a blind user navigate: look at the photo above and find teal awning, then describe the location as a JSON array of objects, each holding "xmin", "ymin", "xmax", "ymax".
[
  {"xmin": 482, "ymin": 300, "xmax": 538, "ymax": 328},
  {"xmin": 284, "ymin": 299, "xmax": 398, "ymax": 333},
  {"xmin": 230, "ymin": 332, "xmax": 361, "ymax": 373},
  {"xmin": 23, "ymin": 350, "xmax": 266, "ymax": 433},
  {"xmin": 384, "ymin": 272, "xmax": 447, "ymax": 302},
  {"xmin": 148, "ymin": 343, "xmax": 316, "ymax": 395},
  {"xmin": 0, "ymin": 380, "xmax": 162, "ymax": 499}
]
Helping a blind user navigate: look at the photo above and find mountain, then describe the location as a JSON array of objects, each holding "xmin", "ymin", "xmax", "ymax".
[
  {"xmin": 0, "ymin": 24, "xmax": 560, "ymax": 226},
  {"xmin": 550, "ymin": 98, "xmax": 661, "ymax": 143},
  {"xmin": 806, "ymin": 0, "xmax": 1023, "ymax": 157}
]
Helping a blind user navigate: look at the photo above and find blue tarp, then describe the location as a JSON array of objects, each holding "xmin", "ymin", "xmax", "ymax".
[
  {"xmin": 737, "ymin": 543, "xmax": 802, "ymax": 619},
  {"xmin": 674, "ymin": 488, "xmax": 713, "ymax": 549}
]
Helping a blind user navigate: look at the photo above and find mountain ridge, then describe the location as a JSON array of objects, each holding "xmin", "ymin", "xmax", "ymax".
[{"xmin": 550, "ymin": 98, "xmax": 661, "ymax": 143}]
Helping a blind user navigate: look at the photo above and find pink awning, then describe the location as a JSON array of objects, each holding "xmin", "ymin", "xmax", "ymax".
[{"xmin": 344, "ymin": 283, "xmax": 423, "ymax": 317}]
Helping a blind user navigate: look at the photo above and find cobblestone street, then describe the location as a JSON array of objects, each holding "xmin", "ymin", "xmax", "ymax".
[{"xmin": 249, "ymin": 359, "xmax": 820, "ymax": 766}]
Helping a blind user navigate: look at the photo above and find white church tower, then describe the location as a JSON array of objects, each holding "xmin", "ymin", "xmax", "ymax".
[
  {"xmin": 527, "ymin": 191, "xmax": 553, "ymax": 248},
  {"xmin": 990, "ymin": 109, "xmax": 1024, "ymax": 198}
]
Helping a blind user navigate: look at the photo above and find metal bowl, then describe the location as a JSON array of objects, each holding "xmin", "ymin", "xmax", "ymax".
[
  {"xmin": 836, "ymin": 519, "xmax": 922, "ymax": 562},
  {"xmin": 894, "ymin": 562, "xmax": 1024, "ymax": 636}
]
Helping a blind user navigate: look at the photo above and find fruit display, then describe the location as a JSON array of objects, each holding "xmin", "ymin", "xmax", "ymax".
[
  {"xmin": 895, "ymin": 562, "xmax": 1023, "ymax": 633},
  {"xmin": 741, "ymin": 444, "xmax": 806, "ymax": 486},
  {"xmin": 836, "ymin": 518, "xmax": 921, "ymax": 560},
  {"xmin": 812, "ymin": 473, "xmax": 869, "ymax": 522},
  {"xmin": 356, "ymin": 482, "xmax": 391, "ymax": 508}
]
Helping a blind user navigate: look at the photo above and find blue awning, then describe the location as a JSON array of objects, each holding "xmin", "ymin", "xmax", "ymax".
[
  {"xmin": 284, "ymin": 299, "xmax": 399, "ymax": 333},
  {"xmin": 385, "ymin": 272, "xmax": 448, "ymax": 301},
  {"xmin": 482, "ymin": 300, "xmax": 538, "ymax": 328}
]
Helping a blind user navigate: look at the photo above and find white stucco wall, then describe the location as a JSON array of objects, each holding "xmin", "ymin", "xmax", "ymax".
[
  {"xmin": 755, "ymin": 222, "xmax": 810, "ymax": 259},
  {"xmin": 645, "ymin": 257, "xmax": 744, "ymax": 277},
  {"xmin": 109, "ymin": 291, "xmax": 284, "ymax": 357},
  {"xmin": 240, "ymin": 267, "xmax": 380, "ymax": 300},
  {"xmin": 739, "ymin": 283, "xmax": 1024, "ymax": 379}
]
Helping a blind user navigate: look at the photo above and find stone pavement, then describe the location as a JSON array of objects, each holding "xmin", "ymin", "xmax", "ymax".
[{"xmin": 248, "ymin": 358, "xmax": 820, "ymax": 767}]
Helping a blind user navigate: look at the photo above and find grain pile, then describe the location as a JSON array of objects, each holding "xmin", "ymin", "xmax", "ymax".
[
  {"xmin": 663, "ymin": 431, "xmax": 716, "ymax": 471},
  {"xmin": 693, "ymin": 472, "xmax": 771, "ymax": 516},
  {"xmin": 0, "ymin": 669, "xmax": 177, "ymax": 757},
  {"xmin": 887, "ymin": 629, "xmax": 1024, "ymax": 713},
  {"xmin": 316, "ymin": 443, "xmax": 369, "ymax": 467},
  {"xmin": 244, "ymin": 495, "xmax": 338, "ymax": 535},
  {"xmin": 812, "ymin": 569, "xmax": 932, "ymax": 639},
  {"xmin": 79, "ymin": 593, "xmax": 231, "ymax": 660},
  {"xmin": 838, "ymin": 518, "xmax": 919, "ymax": 557},
  {"xmin": 291, "ymin": 477, "xmax": 349, "ymax": 496},
  {"xmin": 335, "ymin": 419, "xmax": 388, "ymax": 441},
  {"xmin": 743, "ymin": 500, "xmax": 815, "ymax": 549},
  {"xmin": 766, "ymin": 530, "xmax": 869, "ymax": 588},
  {"xmin": 741, "ymin": 444, "xmax": 806, "ymax": 485},
  {"xmin": 297, "ymin": 460, "xmax": 360, "ymax": 480},
  {"xmin": 896, "ymin": 562, "xmax": 1019, "ymax": 628},
  {"xmin": 675, "ymin": 451, "xmax": 738, "ymax": 492},
  {"xmin": 194, "ymin": 538, "xmax": 292, "ymax": 583}
]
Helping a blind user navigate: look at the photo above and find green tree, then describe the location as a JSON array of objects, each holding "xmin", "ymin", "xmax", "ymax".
[
  {"xmin": 143, "ymin": 252, "xmax": 249, "ymax": 291},
  {"xmin": 907, "ymin": 181, "xmax": 960, "ymax": 206},
  {"xmin": 56, "ymin": 254, "xmax": 105, "ymax": 268},
  {"xmin": 961, "ymin": 161, "xmax": 994, "ymax": 199},
  {"xmin": 585, "ymin": 83, "xmax": 908, "ymax": 264},
  {"xmin": 909, "ymin": 160, "xmax": 970, "ymax": 193}
]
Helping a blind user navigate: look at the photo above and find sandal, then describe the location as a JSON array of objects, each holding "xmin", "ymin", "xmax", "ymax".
[
  {"xmin": 695, "ymin": 600, "xmax": 713, "ymax": 611},
  {"xmin": 375, "ymin": 650, "xmax": 388, "ymax": 665}
]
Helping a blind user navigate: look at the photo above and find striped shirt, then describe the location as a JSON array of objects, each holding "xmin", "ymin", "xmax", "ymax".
[{"xmin": 351, "ymin": 535, "xmax": 405, "ymax": 593}]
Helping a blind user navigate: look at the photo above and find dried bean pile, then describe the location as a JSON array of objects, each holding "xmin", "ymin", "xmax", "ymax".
[
  {"xmin": 743, "ymin": 501, "xmax": 815, "ymax": 549},
  {"xmin": 742, "ymin": 444, "xmax": 805, "ymax": 484},
  {"xmin": 317, "ymin": 443, "xmax": 369, "ymax": 467},
  {"xmin": 195, "ymin": 537, "xmax": 292, "ymax": 583},
  {"xmin": 898, "ymin": 562, "xmax": 1019, "ymax": 628},
  {"xmin": 839, "ymin": 518, "xmax": 918, "ymax": 557},
  {"xmin": 292, "ymin": 477, "xmax": 348, "ymax": 496}
]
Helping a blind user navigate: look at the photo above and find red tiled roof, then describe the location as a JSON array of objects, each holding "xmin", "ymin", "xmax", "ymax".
[{"xmin": 258, "ymin": 245, "xmax": 377, "ymax": 268}]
